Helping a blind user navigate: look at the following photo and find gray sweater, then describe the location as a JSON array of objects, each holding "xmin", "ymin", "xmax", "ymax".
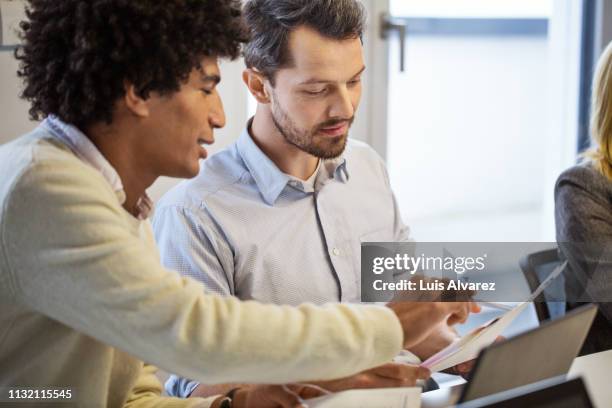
[{"xmin": 555, "ymin": 164, "xmax": 612, "ymax": 354}]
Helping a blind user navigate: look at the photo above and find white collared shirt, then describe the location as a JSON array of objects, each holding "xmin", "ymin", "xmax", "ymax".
[{"xmin": 42, "ymin": 115, "xmax": 153, "ymax": 220}]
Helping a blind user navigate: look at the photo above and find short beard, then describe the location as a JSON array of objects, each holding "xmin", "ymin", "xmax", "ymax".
[{"xmin": 270, "ymin": 99, "xmax": 351, "ymax": 159}]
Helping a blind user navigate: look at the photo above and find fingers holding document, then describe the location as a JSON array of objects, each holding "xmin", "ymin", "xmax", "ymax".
[
  {"xmin": 390, "ymin": 275, "xmax": 478, "ymax": 303},
  {"xmin": 386, "ymin": 301, "xmax": 480, "ymax": 349},
  {"xmin": 447, "ymin": 301, "xmax": 481, "ymax": 326}
]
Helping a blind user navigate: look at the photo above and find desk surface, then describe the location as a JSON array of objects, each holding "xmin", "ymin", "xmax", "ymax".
[{"xmin": 569, "ymin": 349, "xmax": 612, "ymax": 408}]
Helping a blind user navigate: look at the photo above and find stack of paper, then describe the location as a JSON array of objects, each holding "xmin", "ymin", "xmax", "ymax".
[
  {"xmin": 305, "ymin": 387, "xmax": 421, "ymax": 408},
  {"xmin": 420, "ymin": 261, "xmax": 567, "ymax": 373},
  {"xmin": 420, "ymin": 302, "xmax": 529, "ymax": 372}
]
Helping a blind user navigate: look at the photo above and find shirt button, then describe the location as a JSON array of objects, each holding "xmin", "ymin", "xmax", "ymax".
[{"xmin": 332, "ymin": 248, "xmax": 341, "ymax": 256}]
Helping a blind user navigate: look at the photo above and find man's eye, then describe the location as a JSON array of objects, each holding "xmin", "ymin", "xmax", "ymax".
[
  {"xmin": 201, "ymin": 88, "xmax": 213, "ymax": 95},
  {"xmin": 304, "ymin": 88, "xmax": 326, "ymax": 96},
  {"xmin": 348, "ymin": 79, "xmax": 361, "ymax": 86}
]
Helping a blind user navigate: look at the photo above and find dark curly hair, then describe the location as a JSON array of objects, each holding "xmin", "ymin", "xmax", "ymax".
[{"xmin": 15, "ymin": 0, "xmax": 248, "ymax": 129}]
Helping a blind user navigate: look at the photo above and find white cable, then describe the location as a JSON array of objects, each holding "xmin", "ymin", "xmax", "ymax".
[{"xmin": 281, "ymin": 383, "xmax": 333, "ymax": 407}]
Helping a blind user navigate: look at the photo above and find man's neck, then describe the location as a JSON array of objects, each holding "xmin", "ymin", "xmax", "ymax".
[
  {"xmin": 86, "ymin": 122, "xmax": 156, "ymax": 217},
  {"xmin": 250, "ymin": 106, "xmax": 319, "ymax": 181}
]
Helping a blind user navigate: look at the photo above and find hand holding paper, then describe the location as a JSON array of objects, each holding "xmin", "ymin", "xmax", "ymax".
[
  {"xmin": 419, "ymin": 261, "xmax": 568, "ymax": 373},
  {"xmin": 387, "ymin": 301, "xmax": 479, "ymax": 349}
]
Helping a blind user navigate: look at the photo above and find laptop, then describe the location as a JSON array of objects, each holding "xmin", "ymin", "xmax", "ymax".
[
  {"xmin": 422, "ymin": 303, "xmax": 597, "ymax": 408},
  {"xmin": 456, "ymin": 376, "xmax": 594, "ymax": 408}
]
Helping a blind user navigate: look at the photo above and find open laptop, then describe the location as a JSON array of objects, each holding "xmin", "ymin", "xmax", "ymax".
[
  {"xmin": 456, "ymin": 376, "xmax": 594, "ymax": 408},
  {"xmin": 422, "ymin": 303, "xmax": 597, "ymax": 408}
]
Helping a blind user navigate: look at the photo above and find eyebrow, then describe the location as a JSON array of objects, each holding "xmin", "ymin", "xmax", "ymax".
[
  {"xmin": 201, "ymin": 74, "xmax": 221, "ymax": 85},
  {"xmin": 297, "ymin": 65, "xmax": 366, "ymax": 86}
]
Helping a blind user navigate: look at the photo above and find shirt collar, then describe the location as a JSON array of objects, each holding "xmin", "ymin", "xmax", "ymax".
[
  {"xmin": 236, "ymin": 124, "xmax": 291, "ymax": 206},
  {"xmin": 42, "ymin": 115, "xmax": 153, "ymax": 220},
  {"xmin": 322, "ymin": 155, "xmax": 350, "ymax": 184},
  {"xmin": 236, "ymin": 119, "xmax": 351, "ymax": 205}
]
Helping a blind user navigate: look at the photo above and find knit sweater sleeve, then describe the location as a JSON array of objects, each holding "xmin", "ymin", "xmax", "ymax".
[
  {"xmin": 124, "ymin": 364, "xmax": 217, "ymax": 408},
  {"xmin": 1, "ymin": 156, "xmax": 403, "ymax": 385}
]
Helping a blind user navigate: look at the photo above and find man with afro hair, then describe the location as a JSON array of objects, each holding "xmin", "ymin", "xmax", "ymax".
[{"xmin": 0, "ymin": 1, "xmax": 476, "ymax": 407}]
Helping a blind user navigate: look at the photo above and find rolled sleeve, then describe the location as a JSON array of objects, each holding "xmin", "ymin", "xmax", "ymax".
[{"xmin": 165, "ymin": 374, "xmax": 200, "ymax": 398}]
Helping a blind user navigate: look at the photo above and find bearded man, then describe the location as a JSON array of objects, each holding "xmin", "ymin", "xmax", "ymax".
[{"xmin": 153, "ymin": 0, "xmax": 468, "ymax": 401}]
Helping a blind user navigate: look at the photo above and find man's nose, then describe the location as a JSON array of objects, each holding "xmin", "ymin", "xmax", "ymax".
[
  {"xmin": 209, "ymin": 93, "xmax": 226, "ymax": 129},
  {"xmin": 329, "ymin": 86, "xmax": 355, "ymax": 119}
]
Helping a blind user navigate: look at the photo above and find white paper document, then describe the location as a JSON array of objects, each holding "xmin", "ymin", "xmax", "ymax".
[
  {"xmin": 420, "ymin": 261, "xmax": 567, "ymax": 373},
  {"xmin": 305, "ymin": 387, "xmax": 421, "ymax": 408}
]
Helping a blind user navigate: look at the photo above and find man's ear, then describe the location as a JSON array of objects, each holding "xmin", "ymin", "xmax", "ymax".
[
  {"xmin": 243, "ymin": 68, "xmax": 271, "ymax": 104},
  {"xmin": 123, "ymin": 82, "xmax": 150, "ymax": 118}
]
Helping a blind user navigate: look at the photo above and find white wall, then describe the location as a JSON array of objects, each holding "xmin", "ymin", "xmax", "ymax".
[
  {"xmin": 381, "ymin": 0, "xmax": 585, "ymax": 242},
  {"xmin": 0, "ymin": 50, "xmax": 37, "ymax": 144},
  {"xmin": 540, "ymin": 0, "xmax": 584, "ymax": 240}
]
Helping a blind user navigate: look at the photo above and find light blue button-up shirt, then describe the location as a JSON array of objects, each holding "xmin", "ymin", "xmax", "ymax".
[{"xmin": 153, "ymin": 123, "xmax": 411, "ymax": 397}]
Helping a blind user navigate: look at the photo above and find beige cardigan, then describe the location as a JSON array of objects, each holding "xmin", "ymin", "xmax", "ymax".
[{"xmin": 0, "ymin": 128, "xmax": 403, "ymax": 407}]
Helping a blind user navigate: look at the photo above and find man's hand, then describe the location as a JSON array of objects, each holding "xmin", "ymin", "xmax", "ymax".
[
  {"xmin": 442, "ymin": 335, "xmax": 506, "ymax": 378},
  {"xmin": 208, "ymin": 384, "xmax": 316, "ymax": 408},
  {"xmin": 409, "ymin": 321, "xmax": 460, "ymax": 361},
  {"xmin": 209, "ymin": 363, "xmax": 430, "ymax": 408},
  {"xmin": 391, "ymin": 275, "xmax": 477, "ymax": 303},
  {"xmin": 230, "ymin": 384, "xmax": 312, "ymax": 408},
  {"xmin": 300, "ymin": 363, "xmax": 430, "ymax": 399},
  {"xmin": 386, "ymin": 301, "xmax": 480, "ymax": 349}
]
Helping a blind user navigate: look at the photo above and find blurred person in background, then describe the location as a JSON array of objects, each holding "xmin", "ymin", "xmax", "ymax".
[{"xmin": 556, "ymin": 40, "xmax": 612, "ymax": 355}]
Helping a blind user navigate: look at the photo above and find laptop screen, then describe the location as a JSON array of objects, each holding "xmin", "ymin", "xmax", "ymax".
[{"xmin": 460, "ymin": 304, "xmax": 597, "ymax": 402}]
